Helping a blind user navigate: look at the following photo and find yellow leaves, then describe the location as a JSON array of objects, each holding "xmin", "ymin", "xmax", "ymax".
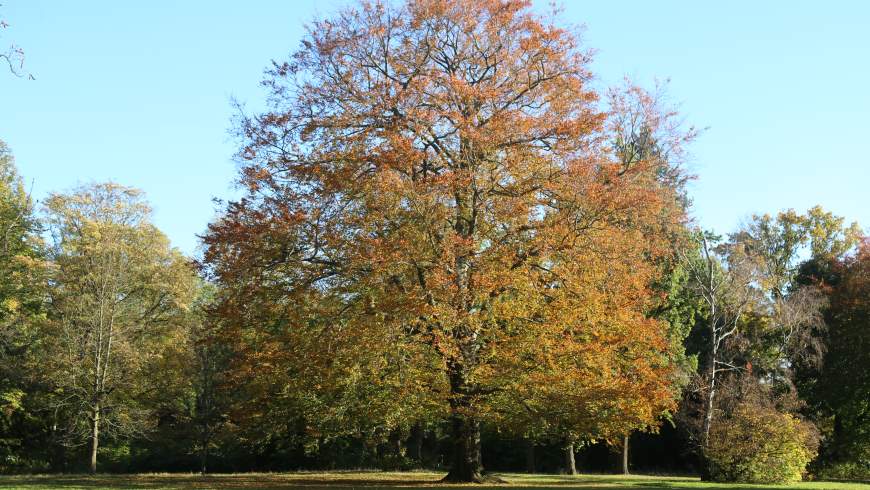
[
  {"xmin": 37, "ymin": 183, "xmax": 202, "ymax": 445},
  {"xmin": 1, "ymin": 297, "xmax": 19, "ymax": 313},
  {"xmin": 707, "ymin": 403, "xmax": 819, "ymax": 483},
  {"xmin": 0, "ymin": 389, "xmax": 25, "ymax": 417}
]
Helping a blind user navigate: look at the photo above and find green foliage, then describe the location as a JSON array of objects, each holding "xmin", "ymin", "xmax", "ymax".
[
  {"xmin": 738, "ymin": 207, "xmax": 861, "ymax": 299},
  {"xmin": 706, "ymin": 403, "xmax": 819, "ymax": 483},
  {"xmin": 817, "ymin": 461, "xmax": 870, "ymax": 481},
  {"xmin": 0, "ymin": 140, "xmax": 50, "ymax": 472},
  {"xmin": 653, "ymin": 260, "xmax": 702, "ymax": 381},
  {"xmin": 40, "ymin": 183, "xmax": 199, "ymax": 471},
  {"xmin": 806, "ymin": 244, "xmax": 870, "ymax": 478}
]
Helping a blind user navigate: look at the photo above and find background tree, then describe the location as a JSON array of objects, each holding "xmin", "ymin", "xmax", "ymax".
[
  {"xmin": 732, "ymin": 207, "xmax": 860, "ymax": 390},
  {"xmin": 680, "ymin": 208, "xmax": 860, "ymax": 479},
  {"xmin": 107, "ymin": 278, "xmax": 233, "ymax": 475},
  {"xmin": 42, "ymin": 183, "xmax": 197, "ymax": 473},
  {"xmin": 799, "ymin": 239, "xmax": 869, "ymax": 478},
  {"xmin": 185, "ymin": 282, "xmax": 231, "ymax": 475},
  {"xmin": 0, "ymin": 140, "xmax": 48, "ymax": 471},
  {"xmin": 608, "ymin": 79, "xmax": 699, "ymax": 477},
  {"xmin": 204, "ymin": 0, "xmax": 692, "ymax": 482}
]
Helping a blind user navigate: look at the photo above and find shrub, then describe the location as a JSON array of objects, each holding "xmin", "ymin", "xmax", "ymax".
[{"xmin": 706, "ymin": 403, "xmax": 819, "ymax": 483}]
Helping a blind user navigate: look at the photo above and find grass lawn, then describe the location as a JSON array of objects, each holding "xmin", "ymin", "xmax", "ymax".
[{"xmin": 0, "ymin": 471, "xmax": 867, "ymax": 490}]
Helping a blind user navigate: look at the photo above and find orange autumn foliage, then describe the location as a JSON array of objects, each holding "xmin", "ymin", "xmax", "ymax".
[{"xmin": 203, "ymin": 0, "xmax": 690, "ymax": 481}]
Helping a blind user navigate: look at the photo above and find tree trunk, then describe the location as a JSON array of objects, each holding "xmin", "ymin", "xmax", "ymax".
[
  {"xmin": 359, "ymin": 438, "xmax": 369, "ymax": 468},
  {"xmin": 700, "ymin": 345, "xmax": 717, "ymax": 481},
  {"xmin": 200, "ymin": 438, "xmax": 208, "ymax": 475},
  {"xmin": 442, "ymin": 412, "xmax": 484, "ymax": 482},
  {"xmin": 410, "ymin": 423, "xmax": 424, "ymax": 464},
  {"xmin": 622, "ymin": 435, "xmax": 630, "ymax": 475},
  {"xmin": 442, "ymin": 352, "xmax": 499, "ymax": 483},
  {"xmin": 89, "ymin": 405, "xmax": 100, "ymax": 474},
  {"xmin": 831, "ymin": 414, "xmax": 843, "ymax": 462},
  {"xmin": 392, "ymin": 428, "xmax": 406, "ymax": 458},
  {"xmin": 564, "ymin": 443, "xmax": 577, "ymax": 475},
  {"xmin": 702, "ymin": 348, "xmax": 717, "ymax": 446},
  {"xmin": 525, "ymin": 439, "xmax": 535, "ymax": 473},
  {"xmin": 703, "ymin": 378, "xmax": 715, "ymax": 442}
]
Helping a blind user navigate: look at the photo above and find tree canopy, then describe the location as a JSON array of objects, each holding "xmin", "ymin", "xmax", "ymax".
[{"xmin": 203, "ymin": 0, "xmax": 693, "ymax": 481}]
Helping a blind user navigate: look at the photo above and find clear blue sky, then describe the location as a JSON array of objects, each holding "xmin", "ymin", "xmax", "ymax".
[{"xmin": 2, "ymin": 1, "xmax": 867, "ymax": 255}]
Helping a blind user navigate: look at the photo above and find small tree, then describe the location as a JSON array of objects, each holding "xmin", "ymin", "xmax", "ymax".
[{"xmin": 681, "ymin": 232, "xmax": 758, "ymax": 447}]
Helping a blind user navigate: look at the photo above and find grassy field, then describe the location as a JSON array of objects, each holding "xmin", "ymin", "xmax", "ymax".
[{"xmin": 0, "ymin": 471, "xmax": 868, "ymax": 490}]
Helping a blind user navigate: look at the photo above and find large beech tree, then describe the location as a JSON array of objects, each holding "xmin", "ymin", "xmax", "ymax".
[{"xmin": 205, "ymin": 0, "xmax": 689, "ymax": 482}]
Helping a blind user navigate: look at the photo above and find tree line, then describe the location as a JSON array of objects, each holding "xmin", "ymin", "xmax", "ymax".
[{"xmin": 1, "ymin": 0, "xmax": 867, "ymax": 483}]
